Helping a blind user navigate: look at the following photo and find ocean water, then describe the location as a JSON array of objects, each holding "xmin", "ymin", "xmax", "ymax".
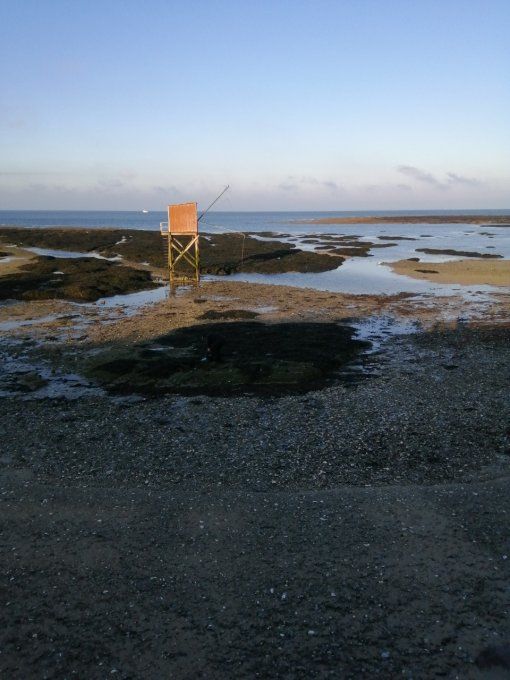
[{"xmin": 0, "ymin": 209, "xmax": 509, "ymax": 232}]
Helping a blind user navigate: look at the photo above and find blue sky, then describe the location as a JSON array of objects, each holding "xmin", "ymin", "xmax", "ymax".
[{"xmin": 0, "ymin": 0, "xmax": 508, "ymax": 210}]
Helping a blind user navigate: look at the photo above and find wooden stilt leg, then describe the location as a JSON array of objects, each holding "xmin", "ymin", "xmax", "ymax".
[{"xmin": 167, "ymin": 234, "xmax": 200, "ymax": 285}]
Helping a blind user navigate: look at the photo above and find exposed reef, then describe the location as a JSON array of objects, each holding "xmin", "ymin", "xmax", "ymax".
[
  {"xmin": 415, "ymin": 247, "xmax": 503, "ymax": 258},
  {"xmin": 0, "ymin": 228, "xmax": 343, "ymax": 276},
  {"xmin": 0, "ymin": 255, "xmax": 158, "ymax": 302}
]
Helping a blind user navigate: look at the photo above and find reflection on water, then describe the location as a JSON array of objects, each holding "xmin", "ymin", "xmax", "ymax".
[
  {"xmin": 352, "ymin": 316, "xmax": 420, "ymax": 348},
  {"xmin": 216, "ymin": 261, "xmax": 505, "ymax": 297},
  {"xmin": 212, "ymin": 221, "xmax": 510, "ymax": 297},
  {"xmin": 0, "ymin": 314, "xmax": 60, "ymax": 331},
  {"xmin": 1, "ymin": 219, "xmax": 508, "ymax": 303},
  {"xmin": 0, "ymin": 338, "xmax": 105, "ymax": 400},
  {"xmin": 94, "ymin": 285, "xmax": 176, "ymax": 311}
]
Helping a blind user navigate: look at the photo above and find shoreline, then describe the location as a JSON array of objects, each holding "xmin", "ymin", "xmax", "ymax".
[{"xmin": 4, "ymin": 225, "xmax": 508, "ymax": 304}]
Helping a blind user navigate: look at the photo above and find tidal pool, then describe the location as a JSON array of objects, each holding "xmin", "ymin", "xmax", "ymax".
[{"xmin": 27, "ymin": 247, "xmax": 122, "ymax": 261}]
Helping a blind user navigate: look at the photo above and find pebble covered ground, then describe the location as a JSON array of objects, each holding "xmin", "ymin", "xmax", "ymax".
[
  {"xmin": 1, "ymin": 328, "xmax": 509, "ymax": 490},
  {"xmin": 1, "ymin": 280, "xmax": 510, "ymax": 678},
  {"xmin": 3, "ymin": 471, "xmax": 510, "ymax": 679}
]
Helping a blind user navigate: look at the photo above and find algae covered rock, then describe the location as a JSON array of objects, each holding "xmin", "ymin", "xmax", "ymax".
[
  {"xmin": 86, "ymin": 321, "xmax": 369, "ymax": 396},
  {"xmin": 197, "ymin": 309, "xmax": 260, "ymax": 320},
  {"xmin": 0, "ymin": 256, "xmax": 158, "ymax": 302},
  {"xmin": 0, "ymin": 227, "xmax": 344, "ymax": 275}
]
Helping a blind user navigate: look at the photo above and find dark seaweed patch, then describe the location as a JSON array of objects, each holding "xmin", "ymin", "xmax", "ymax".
[
  {"xmin": 416, "ymin": 248, "xmax": 503, "ymax": 258},
  {"xmin": 0, "ymin": 256, "xmax": 158, "ymax": 302},
  {"xmin": 87, "ymin": 321, "xmax": 370, "ymax": 396},
  {"xmin": 0, "ymin": 228, "xmax": 343, "ymax": 275},
  {"xmin": 197, "ymin": 309, "xmax": 260, "ymax": 320}
]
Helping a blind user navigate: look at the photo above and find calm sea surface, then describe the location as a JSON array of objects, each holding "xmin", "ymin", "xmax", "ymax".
[{"xmin": 1, "ymin": 210, "xmax": 509, "ymax": 232}]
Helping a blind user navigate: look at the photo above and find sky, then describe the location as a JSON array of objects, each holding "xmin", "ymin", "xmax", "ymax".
[{"xmin": 0, "ymin": 0, "xmax": 509, "ymax": 211}]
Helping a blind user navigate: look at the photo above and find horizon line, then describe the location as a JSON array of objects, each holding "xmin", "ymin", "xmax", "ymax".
[{"xmin": 1, "ymin": 207, "xmax": 509, "ymax": 214}]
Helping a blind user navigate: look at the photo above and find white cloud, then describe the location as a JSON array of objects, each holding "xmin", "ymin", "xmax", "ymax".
[{"xmin": 397, "ymin": 165, "xmax": 483, "ymax": 191}]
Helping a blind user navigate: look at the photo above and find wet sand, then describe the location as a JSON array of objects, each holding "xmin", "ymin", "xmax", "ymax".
[
  {"xmin": 2, "ymin": 278, "xmax": 508, "ymax": 351},
  {"xmin": 0, "ymin": 246, "xmax": 37, "ymax": 274},
  {"xmin": 388, "ymin": 258, "xmax": 510, "ymax": 287}
]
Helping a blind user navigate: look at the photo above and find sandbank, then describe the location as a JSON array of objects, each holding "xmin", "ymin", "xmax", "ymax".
[
  {"xmin": 387, "ymin": 258, "xmax": 510, "ymax": 287},
  {"xmin": 299, "ymin": 214, "xmax": 510, "ymax": 225}
]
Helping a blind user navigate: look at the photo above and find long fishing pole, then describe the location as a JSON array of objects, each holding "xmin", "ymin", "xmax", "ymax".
[{"xmin": 198, "ymin": 184, "xmax": 230, "ymax": 222}]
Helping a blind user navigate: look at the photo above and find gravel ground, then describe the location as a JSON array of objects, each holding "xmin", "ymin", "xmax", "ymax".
[
  {"xmin": 1, "ymin": 287, "xmax": 510, "ymax": 678},
  {"xmin": 2, "ymin": 472, "xmax": 510, "ymax": 679},
  {"xmin": 1, "ymin": 328, "xmax": 508, "ymax": 490}
]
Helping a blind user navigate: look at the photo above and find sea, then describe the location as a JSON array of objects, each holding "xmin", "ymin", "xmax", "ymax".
[{"xmin": 0, "ymin": 209, "xmax": 509, "ymax": 232}]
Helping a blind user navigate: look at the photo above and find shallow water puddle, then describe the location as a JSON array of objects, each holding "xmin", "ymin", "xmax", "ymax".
[
  {"xmin": 328, "ymin": 315, "xmax": 421, "ymax": 383},
  {"xmin": 94, "ymin": 285, "xmax": 172, "ymax": 313},
  {"xmin": 26, "ymin": 246, "xmax": 122, "ymax": 261},
  {"xmin": 0, "ymin": 339, "xmax": 105, "ymax": 400},
  {"xmin": 210, "ymin": 221, "xmax": 510, "ymax": 298},
  {"xmin": 351, "ymin": 315, "xmax": 420, "ymax": 351},
  {"xmin": 216, "ymin": 256, "xmax": 509, "ymax": 298},
  {"xmin": 0, "ymin": 314, "xmax": 61, "ymax": 331},
  {"xmin": 252, "ymin": 305, "xmax": 279, "ymax": 314}
]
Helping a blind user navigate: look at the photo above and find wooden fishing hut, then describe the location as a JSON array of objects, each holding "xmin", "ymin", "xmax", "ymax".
[{"xmin": 160, "ymin": 202, "xmax": 200, "ymax": 284}]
